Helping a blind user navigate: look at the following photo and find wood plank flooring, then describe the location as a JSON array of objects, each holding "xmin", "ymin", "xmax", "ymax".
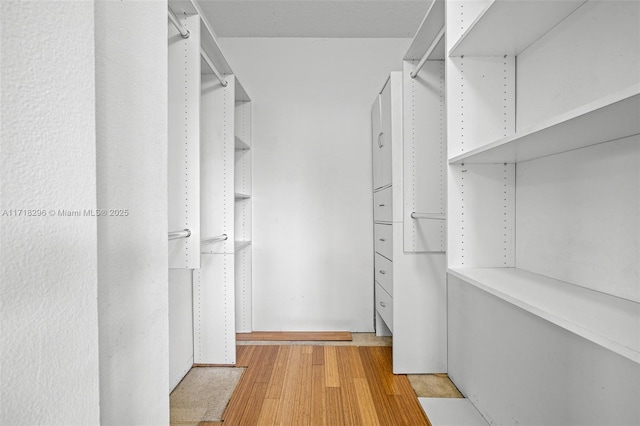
[
  {"xmin": 236, "ymin": 332, "xmax": 353, "ymax": 341},
  {"xmin": 219, "ymin": 345, "xmax": 431, "ymax": 425}
]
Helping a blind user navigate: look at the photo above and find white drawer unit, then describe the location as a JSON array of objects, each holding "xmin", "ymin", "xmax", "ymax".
[
  {"xmin": 374, "ymin": 223, "xmax": 393, "ymax": 260},
  {"xmin": 374, "ymin": 253, "xmax": 393, "ymax": 295},
  {"xmin": 375, "ymin": 282, "xmax": 393, "ymax": 332},
  {"xmin": 373, "ymin": 186, "xmax": 393, "ymax": 222}
]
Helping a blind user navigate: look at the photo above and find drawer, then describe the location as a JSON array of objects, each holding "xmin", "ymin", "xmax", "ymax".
[
  {"xmin": 373, "ymin": 186, "xmax": 392, "ymax": 222},
  {"xmin": 374, "ymin": 223, "xmax": 393, "ymax": 260},
  {"xmin": 375, "ymin": 282, "xmax": 393, "ymax": 333},
  {"xmin": 375, "ymin": 253, "xmax": 393, "ymax": 296}
]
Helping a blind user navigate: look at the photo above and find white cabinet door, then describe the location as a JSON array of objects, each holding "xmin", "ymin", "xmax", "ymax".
[
  {"xmin": 379, "ymin": 78, "xmax": 393, "ymax": 189},
  {"xmin": 371, "ymin": 94, "xmax": 383, "ymax": 190}
]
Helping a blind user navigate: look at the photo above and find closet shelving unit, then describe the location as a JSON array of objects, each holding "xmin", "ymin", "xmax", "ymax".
[
  {"xmin": 446, "ymin": 0, "xmax": 639, "ymax": 423},
  {"xmin": 371, "ymin": 0, "xmax": 448, "ymax": 374},
  {"xmin": 168, "ymin": 12, "xmax": 201, "ymax": 271},
  {"xmin": 403, "ymin": 0, "xmax": 446, "ymax": 254},
  {"xmin": 234, "ymin": 80, "xmax": 252, "ymax": 333},
  {"xmin": 169, "ymin": 0, "xmax": 253, "ymax": 366}
]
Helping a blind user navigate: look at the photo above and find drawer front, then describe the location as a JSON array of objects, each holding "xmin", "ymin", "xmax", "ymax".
[
  {"xmin": 375, "ymin": 282, "xmax": 393, "ymax": 333},
  {"xmin": 374, "ymin": 186, "xmax": 392, "ymax": 222},
  {"xmin": 374, "ymin": 223, "xmax": 393, "ymax": 260},
  {"xmin": 375, "ymin": 253, "xmax": 393, "ymax": 296}
]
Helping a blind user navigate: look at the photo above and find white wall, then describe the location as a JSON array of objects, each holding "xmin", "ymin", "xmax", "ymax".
[
  {"xmin": 218, "ymin": 38, "xmax": 409, "ymax": 331},
  {"xmin": 0, "ymin": 2, "xmax": 100, "ymax": 424},
  {"xmin": 95, "ymin": 2, "xmax": 169, "ymax": 424}
]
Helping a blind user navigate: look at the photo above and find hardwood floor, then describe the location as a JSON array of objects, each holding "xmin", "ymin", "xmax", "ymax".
[{"xmin": 218, "ymin": 345, "xmax": 431, "ymax": 425}]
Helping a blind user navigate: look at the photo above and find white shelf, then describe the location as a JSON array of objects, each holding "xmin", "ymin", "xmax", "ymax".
[
  {"xmin": 234, "ymin": 192, "xmax": 251, "ymax": 200},
  {"xmin": 235, "ymin": 135, "xmax": 250, "ymax": 151},
  {"xmin": 449, "ymin": 0, "xmax": 586, "ymax": 57},
  {"xmin": 419, "ymin": 398, "xmax": 488, "ymax": 426},
  {"xmin": 449, "ymin": 86, "xmax": 640, "ymax": 164},
  {"xmin": 234, "ymin": 240, "xmax": 251, "ymax": 252},
  {"xmin": 404, "ymin": 0, "xmax": 445, "ymax": 61},
  {"xmin": 448, "ymin": 267, "xmax": 640, "ymax": 364}
]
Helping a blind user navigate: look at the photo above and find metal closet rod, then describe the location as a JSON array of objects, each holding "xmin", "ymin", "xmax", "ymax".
[
  {"xmin": 201, "ymin": 234, "xmax": 228, "ymax": 244},
  {"xmin": 169, "ymin": 229, "xmax": 191, "ymax": 240},
  {"xmin": 411, "ymin": 213, "xmax": 446, "ymax": 220},
  {"xmin": 200, "ymin": 48, "xmax": 228, "ymax": 87},
  {"xmin": 168, "ymin": 7, "xmax": 190, "ymax": 39},
  {"xmin": 410, "ymin": 25, "xmax": 445, "ymax": 79}
]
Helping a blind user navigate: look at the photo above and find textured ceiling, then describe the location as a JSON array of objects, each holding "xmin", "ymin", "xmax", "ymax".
[{"xmin": 197, "ymin": 1, "xmax": 430, "ymax": 38}]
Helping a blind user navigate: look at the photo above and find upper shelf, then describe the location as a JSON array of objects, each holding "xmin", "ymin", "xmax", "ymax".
[
  {"xmin": 404, "ymin": 0, "xmax": 445, "ymax": 61},
  {"xmin": 448, "ymin": 267, "xmax": 640, "ymax": 365},
  {"xmin": 449, "ymin": 85, "xmax": 640, "ymax": 164},
  {"xmin": 449, "ymin": 0, "xmax": 586, "ymax": 57}
]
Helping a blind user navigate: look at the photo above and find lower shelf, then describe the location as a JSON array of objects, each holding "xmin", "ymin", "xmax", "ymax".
[{"xmin": 448, "ymin": 267, "xmax": 640, "ymax": 364}]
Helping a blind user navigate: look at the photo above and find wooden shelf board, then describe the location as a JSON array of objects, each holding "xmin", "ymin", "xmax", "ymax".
[
  {"xmin": 404, "ymin": 0, "xmax": 445, "ymax": 61},
  {"xmin": 448, "ymin": 267, "xmax": 640, "ymax": 364},
  {"xmin": 449, "ymin": 0, "xmax": 587, "ymax": 57},
  {"xmin": 234, "ymin": 192, "xmax": 251, "ymax": 200},
  {"xmin": 236, "ymin": 331, "xmax": 352, "ymax": 341},
  {"xmin": 449, "ymin": 86, "xmax": 640, "ymax": 164},
  {"xmin": 234, "ymin": 240, "xmax": 251, "ymax": 251},
  {"xmin": 234, "ymin": 135, "xmax": 250, "ymax": 150}
]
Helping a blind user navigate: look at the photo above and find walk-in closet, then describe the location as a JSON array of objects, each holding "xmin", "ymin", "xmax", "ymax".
[{"xmin": 2, "ymin": 0, "xmax": 638, "ymax": 425}]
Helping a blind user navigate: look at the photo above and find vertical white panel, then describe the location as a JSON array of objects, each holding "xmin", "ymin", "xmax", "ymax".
[
  {"xmin": 168, "ymin": 14, "xmax": 200, "ymax": 268},
  {"xmin": 235, "ymin": 100, "xmax": 252, "ymax": 149},
  {"xmin": 403, "ymin": 60, "xmax": 446, "ymax": 252},
  {"xmin": 392, "ymin": 228, "xmax": 448, "ymax": 373},
  {"xmin": 234, "ymin": 198, "xmax": 252, "ymax": 243},
  {"xmin": 169, "ymin": 269, "xmax": 194, "ymax": 391},
  {"xmin": 389, "ymin": 72, "xmax": 405, "ymax": 223},
  {"xmin": 200, "ymin": 74, "xmax": 235, "ymax": 254},
  {"xmin": 95, "ymin": 2, "xmax": 169, "ymax": 424},
  {"xmin": 446, "ymin": 0, "xmax": 516, "ymax": 268},
  {"xmin": 234, "ymin": 149, "xmax": 252, "ymax": 196},
  {"xmin": 235, "ymin": 247, "xmax": 252, "ymax": 333},
  {"xmin": 448, "ymin": 163, "xmax": 515, "ymax": 268},
  {"xmin": 446, "ymin": 0, "xmax": 493, "ymax": 50},
  {"xmin": 447, "ymin": 56, "xmax": 515, "ymax": 158},
  {"xmin": 193, "ymin": 254, "xmax": 236, "ymax": 364}
]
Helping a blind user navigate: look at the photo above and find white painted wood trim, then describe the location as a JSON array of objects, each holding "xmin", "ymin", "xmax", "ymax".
[{"xmin": 448, "ymin": 267, "xmax": 640, "ymax": 364}]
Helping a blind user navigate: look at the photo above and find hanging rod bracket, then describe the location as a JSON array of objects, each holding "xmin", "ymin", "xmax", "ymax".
[
  {"xmin": 411, "ymin": 212, "xmax": 446, "ymax": 220},
  {"xmin": 169, "ymin": 229, "xmax": 192, "ymax": 240},
  {"xmin": 168, "ymin": 7, "xmax": 190, "ymax": 39}
]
